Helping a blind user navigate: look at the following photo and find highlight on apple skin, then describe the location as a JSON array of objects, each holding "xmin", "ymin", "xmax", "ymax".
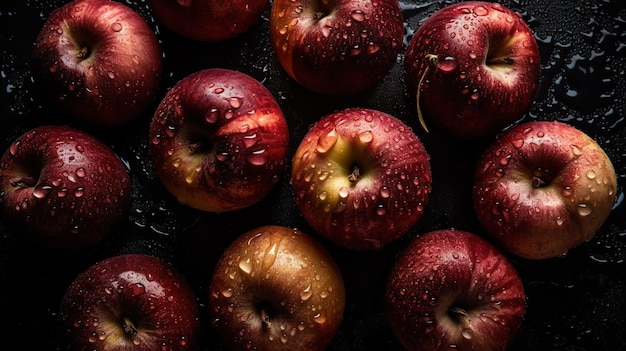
[
  {"xmin": 269, "ymin": 0, "xmax": 405, "ymax": 95},
  {"xmin": 209, "ymin": 225, "xmax": 346, "ymax": 351},
  {"xmin": 32, "ymin": 0, "xmax": 163, "ymax": 126},
  {"xmin": 149, "ymin": 68, "xmax": 290, "ymax": 213},
  {"xmin": 290, "ymin": 108, "xmax": 432, "ymax": 250},
  {"xmin": 0, "ymin": 125, "xmax": 132, "ymax": 250},
  {"xmin": 473, "ymin": 120, "xmax": 618, "ymax": 260},
  {"xmin": 405, "ymin": 1, "xmax": 541, "ymax": 139},
  {"xmin": 59, "ymin": 253, "xmax": 201, "ymax": 351},
  {"xmin": 385, "ymin": 228, "xmax": 527, "ymax": 351}
]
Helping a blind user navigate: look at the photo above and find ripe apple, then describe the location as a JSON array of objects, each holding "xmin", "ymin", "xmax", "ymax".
[
  {"xmin": 149, "ymin": 0, "xmax": 269, "ymax": 42},
  {"xmin": 385, "ymin": 228, "xmax": 527, "ymax": 351},
  {"xmin": 149, "ymin": 68, "xmax": 290, "ymax": 212},
  {"xmin": 209, "ymin": 225, "xmax": 346, "ymax": 351},
  {"xmin": 290, "ymin": 108, "xmax": 432, "ymax": 250},
  {"xmin": 473, "ymin": 120, "xmax": 618, "ymax": 260},
  {"xmin": 0, "ymin": 125, "xmax": 132, "ymax": 250},
  {"xmin": 60, "ymin": 253, "xmax": 200, "ymax": 351},
  {"xmin": 32, "ymin": 0, "xmax": 163, "ymax": 126},
  {"xmin": 404, "ymin": 1, "xmax": 541, "ymax": 139},
  {"xmin": 269, "ymin": 0, "xmax": 404, "ymax": 95}
]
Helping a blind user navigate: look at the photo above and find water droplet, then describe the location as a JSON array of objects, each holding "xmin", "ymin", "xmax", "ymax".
[
  {"xmin": 74, "ymin": 187, "xmax": 84, "ymax": 197},
  {"xmin": 205, "ymin": 107, "xmax": 219, "ymax": 123},
  {"xmin": 110, "ymin": 22, "xmax": 122, "ymax": 32},
  {"xmin": 247, "ymin": 149, "xmax": 267, "ymax": 166},
  {"xmin": 473, "ymin": 6, "xmax": 489, "ymax": 16},
  {"xmin": 462, "ymin": 328, "xmax": 474, "ymax": 339},
  {"xmin": 438, "ymin": 56, "xmax": 458, "ymax": 72},
  {"xmin": 350, "ymin": 10, "xmax": 365, "ymax": 22},
  {"xmin": 316, "ymin": 129, "xmax": 338, "ymax": 153},
  {"xmin": 227, "ymin": 97, "xmax": 243, "ymax": 109},
  {"xmin": 358, "ymin": 130, "xmax": 373, "ymax": 143},
  {"xmin": 300, "ymin": 285, "xmax": 313, "ymax": 301},
  {"xmin": 33, "ymin": 185, "xmax": 52, "ymax": 199},
  {"xmin": 577, "ymin": 203, "xmax": 592, "ymax": 216},
  {"xmin": 239, "ymin": 258, "xmax": 253, "ymax": 274}
]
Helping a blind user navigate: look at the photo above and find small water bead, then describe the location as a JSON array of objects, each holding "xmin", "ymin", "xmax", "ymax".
[
  {"xmin": 350, "ymin": 10, "xmax": 365, "ymax": 22},
  {"xmin": 110, "ymin": 22, "xmax": 122, "ymax": 32}
]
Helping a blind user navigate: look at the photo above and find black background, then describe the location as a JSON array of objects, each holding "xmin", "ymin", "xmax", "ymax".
[{"xmin": 1, "ymin": 0, "xmax": 625, "ymax": 350}]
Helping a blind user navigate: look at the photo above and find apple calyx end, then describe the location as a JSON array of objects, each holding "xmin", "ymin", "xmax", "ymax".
[
  {"xmin": 348, "ymin": 164, "xmax": 361, "ymax": 183},
  {"xmin": 416, "ymin": 54, "xmax": 438, "ymax": 134},
  {"xmin": 532, "ymin": 175, "xmax": 546, "ymax": 188},
  {"xmin": 261, "ymin": 309, "xmax": 272, "ymax": 329},
  {"xmin": 122, "ymin": 317, "xmax": 139, "ymax": 336}
]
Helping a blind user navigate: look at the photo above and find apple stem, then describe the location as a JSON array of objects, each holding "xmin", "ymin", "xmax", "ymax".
[
  {"xmin": 416, "ymin": 54, "xmax": 438, "ymax": 133},
  {"xmin": 449, "ymin": 306, "xmax": 471, "ymax": 324},
  {"xmin": 348, "ymin": 164, "xmax": 361, "ymax": 183},
  {"xmin": 122, "ymin": 317, "xmax": 138, "ymax": 336}
]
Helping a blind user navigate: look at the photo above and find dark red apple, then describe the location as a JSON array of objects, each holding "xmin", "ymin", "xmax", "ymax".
[
  {"xmin": 405, "ymin": 1, "xmax": 540, "ymax": 139},
  {"xmin": 209, "ymin": 225, "xmax": 346, "ymax": 351},
  {"xmin": 32, "ymin": 0, "xmax": 163, "ymax": 126},
  {"xmin": 0, "ymin": 125, "xmax": 132, "ymax": 250},
  {"xmin": 149, "ymin": 0, "xmax": 269, "ymax": 42},
  {"xmin": 290, "ymin": 108, "xmax": 432, "ymax": 250},
  {"xmin": 269, "ymin": 0, "xmax": 404, "ymax": 95},
  {"xmin": 60, "ymin": 253, "xmax": 200, "ymax": 351},
  {"xmin": 473, "ymin": 120, "xmax": 618, "ymax": 259},
  {"xmin": 149, "ymin": 68, "xmax": 290, "ymax": 212},
  {"xmin": 385, "ymin": 228, "xmax": 527, "ymax": 351}
]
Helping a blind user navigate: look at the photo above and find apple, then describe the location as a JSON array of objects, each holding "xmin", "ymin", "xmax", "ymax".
[
  {"xmin": 404, "ymin": 1, "xmax": 541, "ymax": 139},
  {"xmin": 208, "ymin": 225, "xmax": 345, "ymax": 351},
  {"xmin": 290, "ymin": 108, "xmax": 432, "ymax": 250},
  {"xmin": 149, "ymin": 0, "xmax": 269, "ymax": 42},
  {"xmin": 32, "ymin": 0, "xmax": 163, "ymax": 126},
  {"xmin": 269, "ymin": 0, "xmax": 404, "ymax": 95},
  {"xmin": 0, "ymin": 125, "xmax": 132, "ymax": 250},
  {"xmin": 472, "ymin": 120, "xmax": 618, "ymax": 260},
  {"xmin": 149, "ymin": 68, "xmax": 290, "ymax": 212},
  {"xmin": 385, "ymin": 228, "xmax": 527, "ymax": 351},
  {"xmin": 59, "ymin": 253, "xmax": 200, "ymax": 351}
]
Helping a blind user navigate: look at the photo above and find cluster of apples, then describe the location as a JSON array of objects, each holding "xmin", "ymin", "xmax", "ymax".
[{"xmin": 0, "ymin": 1, "xmax": 619, "ymax": 351}]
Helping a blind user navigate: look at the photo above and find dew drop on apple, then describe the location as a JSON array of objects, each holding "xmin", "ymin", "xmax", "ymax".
[
  {"xmin": 316, "ymin": 129, "xmax": 338, "ymax": 154},
  {"xmin": 110, "ymin": 22, "xmax": 122, "ymax": 32},
  {"xmin": 577, "ymin": 203, "xmax": 592, "ymax": 216},
  {"xmin": 247, "ymin": 150, "xmax": 267, "ymax": 166},
  {"xmin": 73, "ymin": 187, "xmax": 84, "ymax": 198},
  {"xmin": 300, "ymin": 284, "xmax": 313, "ymax": 301},
  {"xmin": 239, "ymin": 258, "xmax": 253, "ymax": 274},
  {"xmin": 438, "ymin": 56, "xmax": 458, "ymax": 73},
  {"xmin": 33, "ymin": 185, "xmax": 52, "ymax": 199}
]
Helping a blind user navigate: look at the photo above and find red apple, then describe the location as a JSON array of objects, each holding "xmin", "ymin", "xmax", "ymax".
[
  {"xmin": 209, "ymin": 225, "xmax": 345, "ymax": 351},
  {"xmin": 0, "ymin": 125, "xmax": 132, "ymax": 250},
  {"xmin": 473, "ymin": 120, "xmax": 618, "ymax": 260},
  {"xmin": 60, "ymin": 253, "xmax": 200, "ymax": 351},
  {"xmin": 269, "ymin": 0, "xmax": 404, "ymax": 95},
  {"xmin": 149, "ymin": 0, "xmax": 269, "ymax": 42},
  {"xmin": 32, "ymin": 0, "xmax": 163, "ymax": 126},
  {"xmin": 290, "ymin": 108, "xmax": 432, "ymax": 250},
  {"xmin": 149, "ymin": 68, "xmax": 290, "ymax": 212},
  {"xmin": 405, "ymin": 1, "xmax": 540, "ymax": 139},
  {"xmin": 385, "ymin": 228, "xmax": 527, "ymax": 351}
]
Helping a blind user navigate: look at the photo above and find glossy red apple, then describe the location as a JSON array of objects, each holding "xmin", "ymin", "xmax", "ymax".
[
  {"xmin": 269, "ymin": 0, "xmax": 404, "ymax": 95},
  {"xmin": 32, "ymin": 0, "xmax": 162, "ymax": 126},
  {"xmin": 149, "ymin": 68, "xmax": 289, "ymax": 212},
  {"xmin": 209, "ymin": 225, "xmax": 345, "ymax": 351},
  {"xmin": 60, "ymin": 253, "xmax": 200, "ymax": 351},
  {"xmin": 473, "ymin": 120, "xmax": 618, "ymax": 260},
  {"xmin": 405, "ymin": 1, "xmax": 540, "ymax": 139},
  {"xmin": 149, "ymin": 0, "xmax": 269, "ymax": 42},
  {"xmin": 385, "ymin": 228, "xmax": 527, "ymax": 351},
  {"xmin": 290, "ymin": 108, "xmax": 432, "ymax": 250},
  {"xmin": 0, "ymin": 125, "xmax": 132, "ymax": 250}
]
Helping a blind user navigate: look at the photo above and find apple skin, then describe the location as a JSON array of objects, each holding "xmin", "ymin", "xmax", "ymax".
[
  {"xmin": 290, "ymin": 108, "xmax": 432, "ymax": 250},
  {"xmin": 385, "ymin": 228, "xmax": 526, "ymax": 351},
  {"xmin": 32, "ymin": 0, "xmax": 163, "ymax": 126},
  {"xmin": 59, "ymin": 253, "xmax": 200, "ymax": 351},
  {"xmin": 472, "ymin": 120, "xmax": 618, "ymax": 260},
  {"xmin": 405, "ymin": 1, "xmax": 541, "ymax": 139},
  {"xmin": 149, "ymin": 0, "xmax": 269, "ymax": 42},
  {"xmin": 0, "ymin": 125, "xmax": 132, "ymax": 250},
  {"xmin": 209, "ymin": 225, "xmax": 345, "ymax": 351},
  {"xmin": 270, "ymin": 0, "xmax": 404, "ymax": 95},
  {"xmin": 149, "ymin": 68, "xmax": 290, "ymax": 212}
]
